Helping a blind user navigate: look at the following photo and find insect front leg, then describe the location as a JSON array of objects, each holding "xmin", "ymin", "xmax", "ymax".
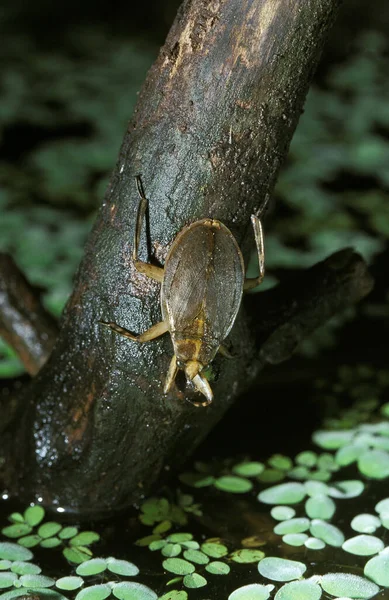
[
  {"xmin": 190, "ymin": 373, "xmax": 213, "ymax": 406},
  {"xmin": 218, "ymin": 344, "xmax": 233, "ymax": 359},
  {"xmin": 164, "ymin": 355, "xmax": 178, "ymax": 394},
  {"xmin": 99, "ymin": 319, "xmax": 168, "ymax": 342},
  {"xmin": 133, "ymin": 175, "xmax": 164, "ymax": 284},
  {"xmin": 243, "ymin": 215, "xmax": 265, "ymax": 292}
]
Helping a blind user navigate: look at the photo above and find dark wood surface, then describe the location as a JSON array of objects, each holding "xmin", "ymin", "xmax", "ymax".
[{"xmin": 1, "ymin": 0, "xmax": 365, "ymax": 515}]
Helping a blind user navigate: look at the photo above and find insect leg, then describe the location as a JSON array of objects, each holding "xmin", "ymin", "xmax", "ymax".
[
  {"xmin": 164, "ymin": 355, "xmax": 178, "ymax": 394},
  {"xmin": 191, "ymin": 373, "xmax": 213, "ymax": 407},
  {"xmin": 99, "ymin": 319, "xmax": 168, "ymax": 342},
  {"xmin": 243, "ymin": 215, "xmax": 265, "ymax": 292},
  {"xmin": 133, "ymin": 175, "xmax": 164, "ymax": 283},
  {"xmin": 218, "ymin": 344, "xmax": 233, "ymax": 359}
]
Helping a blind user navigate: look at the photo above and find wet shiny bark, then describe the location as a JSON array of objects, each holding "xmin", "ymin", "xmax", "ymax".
[{"xmin": 1, "ymin": 0, "xmax": 363, "ymax": 515}]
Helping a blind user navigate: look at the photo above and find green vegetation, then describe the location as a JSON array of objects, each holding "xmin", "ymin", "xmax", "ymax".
[
  {"xmin": 1, "ymin": 29, "xmax": 389, "ymax": 374},
  {"xmin": 1, "ymin": 365, "xmax": 389, "ymax": 597},
  {"xmin": 1, "ymin": 505, "xmax": 99, "ymax": 564},
  {"xmin": 0, "ymin": 27, "xmax": 156, "ymax": 376},
  {"xmin": 269, "ymin": 32, "xmax": 389, "ymax": 271},
  {"xmin": 1, "ymin": 9, "xmax": 389, "ymax": 599}
]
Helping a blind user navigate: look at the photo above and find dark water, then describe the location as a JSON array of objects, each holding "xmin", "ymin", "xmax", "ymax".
[{"xmin": 1, "ymin": 353, "xmax": 389, "ymax": 599}]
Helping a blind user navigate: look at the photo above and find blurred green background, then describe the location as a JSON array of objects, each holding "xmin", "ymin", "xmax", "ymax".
[{"xmin": 1, "ymin": 0, "xmax": 389, "ymax": 376}]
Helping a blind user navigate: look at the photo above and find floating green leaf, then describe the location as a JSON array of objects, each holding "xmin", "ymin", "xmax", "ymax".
[
  {"xmin": 59, "ymin": 527, "xmax": 78, "ymax": 540},
  {"xmin": 17, "ymin": 589, "xmax": 68, "ymax": 600},
  {"xmin": 40, "ymin": 537, "xmax": 62, "ymax": 548},
  {"xmin": 335, "ymin": 444, "xmax": 365, "ymax": 466},
  {"xmin": 375, "ymin": 498, "xmax": 389, "ymax": 514},
  {"xmin": 228, "ymin": 583, "xmax": 274, "ymax": 600},
  {"xmin": 258, "ymin": 483, "xmax": 306, "ymax": 505},
  {"xmin": 0, "ymin": 561, "xmax": 11, "ymax": 571},
  {"xmin": 320, "ymin": 573, "xmax": 379, "ymax": 598},
  {"xmin": 165, "ymin": 577, "xmax": 182, "ymax": 586},
  {"xmin": 304, "ymin": 537, "xmax": 325, "ymax": 550},
  {"xmin": 112, "ymin": 582, "xmax": 157, "ymax": 600},
  {"xmin": 364, "ymin": 553, "xmax": 389, "ymax": 586},
  {"xmin": 76, "ymin": 584, "xmax": 112, "ymax": 600},
  {"xmin": 351, "ymin": 514, "xmax": 381, "ymax": 534},
  {"xmin": 76, "ymin": 559, "xmax": 108, "ymax": 576},
  {"xmin": 308, "ymin": 469, "xmax": 331, "ymax": 482},
  {"xmin": 257, "ymin": 469, "xmax": 285, "ymax": 483},
  {"xmin": 313, "ymin": 430, "xmax": 354, "ymax": 450},
  {"xmin": 0, "ymin": 543, "xmax": 33, "ymax": 561},
  {"xmin": 270, "ymin": 506, "xmax": 296, "ymax": 521},
  {"xmin": 305, "ymin": 494, "xmax": 336, "ymax": 520},
  {"xmin": 310, "ymin": 519, "xmax": 344, "ymax": 547},
  {"xmin": 162, "ymin": 558, "xmax": 195, "ymax": 576},
  {"xmin": 0, "ymin": 573, "xmax": 18, "ymax": 589},
  {"xmin": 282, "ymin": 533, "xmax": 308, "ymax": 547},
  {"xmin": 63, "ymin": 546, "xmax": 93, "ymax": 564},
  {"xmin": 288, "ymin": 466, "xmax": 310, "ymax": 480},
  {"xmin": 182, "ymin": 550, "xmax": 209, "ymax": 564},
  {"xmin": 17, "ymin": 535, "xmax": 41, "ymax": 548},
  {"xmin": 10, "ymin": 562, "xmax": 41, "ymax": 575},
  {"xmin": 205, "ymin": 560, "xmax": 230, "ymax": 575},
  {"xmin": 159, "ymin": 592, "xmax": 188, "ymax": 600},
  {"xmin": 342, "ymin": 534, "xmax": 384, "ymax": 556},
  {"xmin": 201, "ymin": 542, "xmax": 228, "ymax": 558},
  {"xmin": 268, "ymin": 455, "xmax": 293, "ymax": 471},
  {"xmin": 70, "ymin": 532, "xmax": 100, "ymax": 546},
  {"xmin": 275, "ymin": 580, "xmax": 322, "ymax": 600},
  {"xmin": 161, "ymin": 544, "xmax": 181, "ymax": 558},
  {"xmin": 258, "ymin": 557, "xmax": 306, "ymax": 582},
  {"xmin": 317, "ymin": 453, "xmax": 338, "ymax": 472},
  {"xmin": 380, "ymin": 516, "xmax": 389, "ymax": 529},
  {"xmin": 167, "ymin": 534, "xmax": 192, "ymax": 544},
  {"xmin": 56, "ymin": 576, "xmax": 84, "ymax": 590},
  {"xmin": 232, "ymin": 462, "xmax": 265, "ymax": 477},
  {"xmin": 20, "ymin": 574, "xmax": 55, "ymax": 588},
  {"xmin": 304, "ymin": 481, "xmax": 329, "ymax": 497},
  {"xmin": 358, "ymin": 450, "xmax": 389, "ymax": 479},
  {"xmin": 8, "ymin": 515, "xmax": 24, "ymax": 524},
  {"xmin": 295, "ymin": 451, "xmax": 317, "ymax": 467},
  {"xmin": 153, "ymin": 520, "xmax": 171, "ymax": 535},
  {"xmin": 179, "ymin": 473, "xmax": 215, "ymax": 488},
  {"xmin": 106, "ymin": 558, "xmax": 139, "ymax": 577},
  {"xmin": 1, "ymin": 525, "xmax": 32, "ymax": 539},
  {"xmin": 381, "ymin": 403, "xmax": 389, "ymax": 418},
  {"xmin": 24, "ymin": 506, "xmax": 45, "ymax": 527},
  {"xmin": 140, "ymin": 497, "xmax": 169, "ymax": 520},
  {"xmin": 230, "ymin": 549, "xmax": 265, "ymax": 563},
  {"xmin": 328, "ymin": 480, "xmax": 364, "ymax": 498},
  {"xmin": 37, "ymin": 522, "xmax": 62, "ymax": 539},
  {"xmin": 0, "ymin": 589, "xmax": 37, "ymax": 600},
  {"xmin": 135, "ymin": 535, "xmax": 162, "ymax": 548},
  {"xmin": 179, "ymin": 541, "xmax": 199, "ymax": 550},
  {"xmin": 182, "ymin": 573, "xmax": 207, "ymax": 589},
  {"xmin": 149, "ymin": 540, "xmax": 166, "ymax": 551},
  {"xmin": 274, "ymin": 518, "xmax": 310, "ymax": 535},
  {"xmin": 214, "ymin": 476, "xmax": 253, "ymax": 493}
]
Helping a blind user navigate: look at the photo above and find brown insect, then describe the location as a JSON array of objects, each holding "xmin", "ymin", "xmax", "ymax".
[{"xmin": 100, "ymin": 177, "xmax": 265, "ymax": 407}]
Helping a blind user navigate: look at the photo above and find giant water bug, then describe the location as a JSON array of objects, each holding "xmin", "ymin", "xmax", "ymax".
[{"xmin": 100, "ymin": 177, "xmax": 265, "ymax": 406}]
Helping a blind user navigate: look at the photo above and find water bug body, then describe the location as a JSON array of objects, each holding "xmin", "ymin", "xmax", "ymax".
[{"xmin": 100, "ymin": 177, "xmax": 265, "ymax": 407}]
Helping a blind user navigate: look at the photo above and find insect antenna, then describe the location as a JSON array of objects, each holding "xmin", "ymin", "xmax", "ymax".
[
  {"xmin": 135, "ymin": 174, "xmax": 146, "ymax": 200},
  {"xmin": 133, "ymin": 175, "xmax": 152, "ymax": 261}
]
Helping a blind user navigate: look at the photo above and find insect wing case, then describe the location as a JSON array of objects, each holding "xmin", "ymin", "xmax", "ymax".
[{"xmin": 161, "ymin": 220, "xmax": 245, "ymax": 345}]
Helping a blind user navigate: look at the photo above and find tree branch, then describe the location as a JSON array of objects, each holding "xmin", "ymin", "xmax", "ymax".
[
  {"xmin": 0, "ymin": 254, "xmax": 58, "ymax": 376},
  {"xmin": 3, "ymin": 0, "xmax": 345, "ymax": 514},
  {"xmin": 245, "ymin": 249, "xmax": 374, "ymax": 365}
]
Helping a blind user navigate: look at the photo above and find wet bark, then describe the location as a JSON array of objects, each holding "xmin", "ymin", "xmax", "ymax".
[
  {"xmin": 0, "ymin": 0, "xmax": 354, "ymax": 515},
  {"xmin": 0, "ymin": 254, "xmax": 58, "ymax": 376}
]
